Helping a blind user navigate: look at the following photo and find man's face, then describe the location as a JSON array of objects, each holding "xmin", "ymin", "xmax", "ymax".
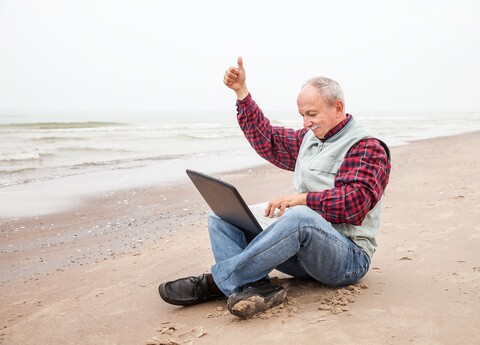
[{"xmin": 297, "ymin": 84, "xmax": 345, "ymax": 140}]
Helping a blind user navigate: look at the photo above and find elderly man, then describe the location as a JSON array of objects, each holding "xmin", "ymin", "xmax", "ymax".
[{"xmin": 159, "ymin": 57, "xmax": 391, "ymax": 319}]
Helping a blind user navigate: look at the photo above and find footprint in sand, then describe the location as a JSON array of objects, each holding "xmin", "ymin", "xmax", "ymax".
[{"xmin": 147, "ymin": 323, "xmax": 206, "ymax": 345}]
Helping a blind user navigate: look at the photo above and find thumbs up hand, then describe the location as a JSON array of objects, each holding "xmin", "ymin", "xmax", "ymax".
[{"xmin": 223, "ymin": 57, "xmax": 249, "ymax": 100}]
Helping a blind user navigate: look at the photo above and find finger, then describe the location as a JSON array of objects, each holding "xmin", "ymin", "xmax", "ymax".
[
  {"xmin": 223, "ymin": 77, "xmax": 232, "ymax": 86},
  {"xmin": 278, "ymin": 203, "xmax": 287, "ymax": 217},
  {"xmin": 225, "ymin": 71, "xmax": 239, "ymax": 80},
  {"xmin": 268, "ymin": 202, "xmax": 278, "ymax": 218},
  {"xmin": 264, "ymin": 202, "xmax": 272, "ymax": 217},
  {"xmin": 224, "ymin": 73, "xmax": 239, "ymax": 86},
  {"xmin": 224, "ymin": 75, "xmax": 234, "ymax": 85},
  {"xmin": 224, "ymin": 70, "xmax": 239, "ymax": 81},
  {"xmin": 228, "ymin": 67, "xmax": 239, "ymax": 75},
  {"xmin": 224, "ymin": 73, "xmax": 234, "ymax": 83},
  {"xmin": 267, "ymin": 202, "xmax": 279, "ymax": 218},
  {"xmin": 237, "ymin": 56, "xmax": 243, "ymax": 69}
]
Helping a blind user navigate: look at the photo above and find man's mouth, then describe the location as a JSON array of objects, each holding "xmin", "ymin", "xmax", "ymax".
[{"xmin": 309, "ymin": 125, "xmax": 321, "ymax": 131}]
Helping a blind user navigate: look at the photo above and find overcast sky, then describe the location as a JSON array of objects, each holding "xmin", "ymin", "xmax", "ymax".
[{"xmin": 0, "ymin": 0, "xmax": 479, "ymax": 116}]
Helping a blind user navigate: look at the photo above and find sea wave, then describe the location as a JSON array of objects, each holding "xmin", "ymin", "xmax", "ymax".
[
  {"xmin": 0, "ymin": 167, "xmax": 38, "ymax": 175},
  {"xmin": 0, "ymin": 121, "xmax": 129, "ymax": 130},
  {"xmin": 0, "ymin": 148, "xmax": 252, "ymax": 186},
  {"xmin": 0, "ymin": 146, "xmax": 134, "ymax": 165},
  {"xmin": 0, "ymin": 152, "xmax": 192, "ymax": 187},
  {"xmin": 149, "ymin": 122, "xmax": 234, "ymax": 131},
  {"xmin": 0, "ymin": 149, "xmax": 51, "ymax": 162},
  {"xmin": 31, "ymin": 136, "xmax": 88, "ymax": 142},
  {"xmin": 177, "ymin": 132, "xmax": 241, "ymax": 140},
  {"xmin": 56, "ymin": 146, "xmax": 134, "ymax": 154}
]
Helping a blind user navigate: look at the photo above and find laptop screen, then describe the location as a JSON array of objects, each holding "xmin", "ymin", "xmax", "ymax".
[{"xmin": 186, "ymin": 169, "xmax": 263, "ymax": 236}]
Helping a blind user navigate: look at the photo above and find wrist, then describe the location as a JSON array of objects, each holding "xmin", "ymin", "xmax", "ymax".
[
  {"xmin": 300, "ymin": 193, "xmax": 308, "ymax": 205},
  {"xmin": 235, "ymin": 85, "xmax": 249, "ymax": 100}
]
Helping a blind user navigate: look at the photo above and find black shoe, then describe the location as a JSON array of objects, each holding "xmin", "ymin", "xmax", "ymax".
[
  {"xmin": 158, "ymin": 274, "xmax": 223, "ymax": 306},
  {"xmin": 227, "ymin": 279, "xmax": 286, "ymax": 319}
]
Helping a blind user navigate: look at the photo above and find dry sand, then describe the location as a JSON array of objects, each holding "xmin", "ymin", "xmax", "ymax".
[{"xmin": 1, "ymin": 132, "xmax": 479, "ymax": 345}]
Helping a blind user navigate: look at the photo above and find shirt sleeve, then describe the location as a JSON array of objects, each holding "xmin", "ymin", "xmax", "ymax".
[
  {"xmin": 236, "ymin": 93, "xmax": 307, "ymax": 171},
  {"xmin": 306, "ymin": 138, "xmax": 391, "ymax": 225}
]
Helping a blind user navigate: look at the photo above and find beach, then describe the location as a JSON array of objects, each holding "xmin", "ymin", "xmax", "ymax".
[{"xmin": 1, "ymin": 131, "xmax": 479, "ymax": 344}]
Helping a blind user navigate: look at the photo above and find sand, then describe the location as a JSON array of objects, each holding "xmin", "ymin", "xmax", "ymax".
[{"xmin": 1, "ymin": 131, "xmax": 479, "ymax": 345}]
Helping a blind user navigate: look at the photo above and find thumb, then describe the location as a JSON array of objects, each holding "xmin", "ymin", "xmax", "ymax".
[{"xmin": 237, "ymin": 56, "xmax": 244, "ymax": 69}]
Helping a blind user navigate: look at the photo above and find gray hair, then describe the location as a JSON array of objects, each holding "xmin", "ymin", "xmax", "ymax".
[{"xmin": 303, "ymin": 76, "xmax": 344, "ymax": 106}]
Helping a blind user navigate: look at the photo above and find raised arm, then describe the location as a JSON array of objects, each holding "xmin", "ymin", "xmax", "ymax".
[{"xmin": 223, "ymin": 57, "xmax": 307, "ymax": 171}]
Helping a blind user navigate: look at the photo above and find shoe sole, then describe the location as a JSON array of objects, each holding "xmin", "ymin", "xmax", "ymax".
[{"xmin": 228, "ymin": 289, "xmax": 287, "ymax": 319}]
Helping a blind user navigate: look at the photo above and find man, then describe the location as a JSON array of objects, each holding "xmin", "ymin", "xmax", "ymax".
[{"xmin": 159, "ymin": 57, "xmax": 391, "ymax": 319}]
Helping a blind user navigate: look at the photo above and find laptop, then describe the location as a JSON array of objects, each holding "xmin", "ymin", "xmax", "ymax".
[{"xmin": 186, "ymin": 169, "xmax": 279, "ymax": 238}]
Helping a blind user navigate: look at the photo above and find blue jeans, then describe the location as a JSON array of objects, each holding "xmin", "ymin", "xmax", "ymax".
[{"xmin": 208, "ymin": 206, "xmax": 370, "ymax": 296}]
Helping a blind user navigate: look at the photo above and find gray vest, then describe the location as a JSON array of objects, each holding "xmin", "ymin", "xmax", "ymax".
[{"xmin": 293, "ymin": 116, "xmax": 385, "ymax": 258}]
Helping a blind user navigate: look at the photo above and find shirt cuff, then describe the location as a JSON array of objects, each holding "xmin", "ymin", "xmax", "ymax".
[
  {"xmin": 306, "ymin": 192, "xmax": 322, "ymax": 212},
  {"xmin": 235, "ymin": 93, "xmax": 252, "ymax": 107}
]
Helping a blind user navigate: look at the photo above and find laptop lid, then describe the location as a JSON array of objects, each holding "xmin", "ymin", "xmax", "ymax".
[{"xmin": 186, "ymin": 169, "xmax": 263, "ymax": 236}]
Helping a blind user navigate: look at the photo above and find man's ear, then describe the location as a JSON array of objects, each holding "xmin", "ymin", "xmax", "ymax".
[{"xmin": 335, "ymin": 99, "xmax": 344, "ymax": 116}]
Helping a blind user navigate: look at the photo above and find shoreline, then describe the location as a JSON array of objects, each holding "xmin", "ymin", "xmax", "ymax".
[
  {"xmin": 0, "ymin": 151, "xmax": 268, "ymax": 218},
  {"xmin": 1, "ymin": 131, "xmax": 479, "ymax": 344},
  {"xmin": 2, "ymin": 128, "xmax": 480, "ymax": 219}
]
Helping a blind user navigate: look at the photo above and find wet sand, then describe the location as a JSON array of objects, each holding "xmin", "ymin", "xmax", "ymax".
[{"xmin": 1, "ymin": 132, "xmax": 479, "ymax": 344}]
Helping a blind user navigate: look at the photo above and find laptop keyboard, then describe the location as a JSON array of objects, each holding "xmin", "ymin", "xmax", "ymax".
[{"xmin": 249, "ymin": 203, "xmax": 279, "ymax": 230}]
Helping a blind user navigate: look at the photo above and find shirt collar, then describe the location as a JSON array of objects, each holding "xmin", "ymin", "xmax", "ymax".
[{"xmin": 322, "ymin": 114, "xmax": 352, "ymax": 141}]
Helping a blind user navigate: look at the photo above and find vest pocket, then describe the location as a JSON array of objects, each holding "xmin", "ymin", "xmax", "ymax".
[{"xmin": 309, "ymin": 159, "xmax": 343, "ymax": 174}]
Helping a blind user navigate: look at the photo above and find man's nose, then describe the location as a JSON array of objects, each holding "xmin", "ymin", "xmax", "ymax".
[{"xmin": 303, "ymin": 118, "xmax": 312, "ymax": 128}]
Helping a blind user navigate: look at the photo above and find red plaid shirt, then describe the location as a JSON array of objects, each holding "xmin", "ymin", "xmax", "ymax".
[{"xmin": 237, "ymin": 94, "xmax": 391, "ymax": 226}]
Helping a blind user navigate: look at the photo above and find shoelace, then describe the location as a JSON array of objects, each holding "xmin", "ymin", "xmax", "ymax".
[{"xmin": 189, "ymin": 275, "xmax": 206, "ymax": 301}]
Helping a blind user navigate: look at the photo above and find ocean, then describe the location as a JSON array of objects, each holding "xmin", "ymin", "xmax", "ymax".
[{"xmin": 1, "ymin": 110, "xmax": 479, "ymax": 217}]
